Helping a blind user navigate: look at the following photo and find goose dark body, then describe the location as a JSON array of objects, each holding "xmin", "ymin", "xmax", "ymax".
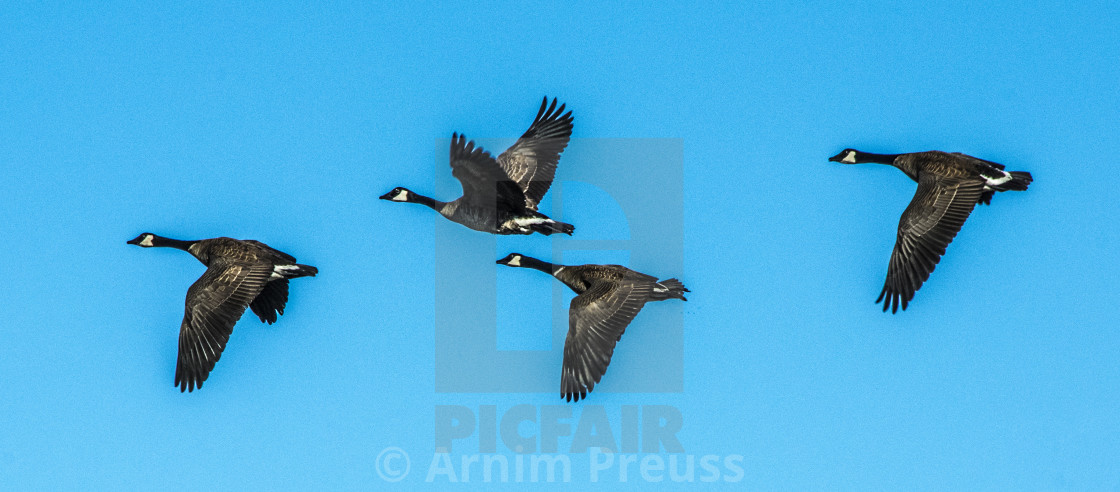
[
  {"xmin": 381, "ymin": 97, "xmax": 575, "ymax": 236},
  {"xmin": 497, "ymin": 253, "xmax": 688, "ymax": 402},
  {"xmin": 828, "ymin": 149, "xmax": 1033, "ymax": 313},
  {"xmin": 127, "ymin": 233, "xmax": 318, "ymax": 392}
]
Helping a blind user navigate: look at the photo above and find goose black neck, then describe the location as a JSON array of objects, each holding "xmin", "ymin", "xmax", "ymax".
[
  {"xmin": 520, "ymin": 256, "xmax": 561, "ymax": 275},
  {"xmin": 410, "ymin": 193, "xmax": 444, "ymax": 211},
  {"xmin": 154, "ymin": 236, "xmax": 197, "ymax": 251},
  {"xmin": 859, "ymin": 152, "xmax": 901, "ymax": 165}
]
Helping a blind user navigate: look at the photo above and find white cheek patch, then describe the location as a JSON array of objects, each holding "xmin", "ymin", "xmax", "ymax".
[
  {"xmin": 841, "ymin": 151, "xmax": 857, "ymax": 164},
  {"xmin": 392, "ymin": 190, "xmax": 410, "ymax": 202},
  {"xmin": 506, "ymin": 256, "xmax": 521, "ymax": 267},
  {"xmin": 139, "ymin": 235, "xmax": 155, "ymax": 247}
]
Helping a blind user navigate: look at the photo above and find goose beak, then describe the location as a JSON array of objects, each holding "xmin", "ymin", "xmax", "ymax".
[
  {"xmin": 827, "ymin": 152, "xmax": 846, "ymax": 162},
  {"xmin": 126, "ymin": 237, "xmax": 142, "ymax": 245},
  {"xmin": 378, "ymin": 192, "xmax": 393, "ymax": 200}
]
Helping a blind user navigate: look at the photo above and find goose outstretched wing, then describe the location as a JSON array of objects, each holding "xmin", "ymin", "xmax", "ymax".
[
  {"xmin": 497, "ymin": 97, "xmax": 573, "ymax": 211},
  {"xmin": 176, "ymin": 260, "xmax": 272, "ymax": 391},
  {"xmin": 449, "ymin": 133, "xmax": 526, "ymax": 211},
  {"xmin": 879, "ymin": 175, "xmax": 984, "ymax": 313},
  {"xmin": 561, "ymin": 280, "xmax": 651, "ymax": 402}
]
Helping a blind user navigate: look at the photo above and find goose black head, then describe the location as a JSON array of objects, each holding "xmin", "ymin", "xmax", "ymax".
[
  {"xmin": 496, "ymin": 253, "xmax": 525, "ymax": 267},
  {"xmin": 127, "ymin": 233, "xmax": 158, "ymax": 247},
  {"xmin": 379, "ymin": 187, "xmax": 413, "ymax": 202},
  {"xmin": 828, "ymin": 149, "xmax": 861, "ymax": 164}
]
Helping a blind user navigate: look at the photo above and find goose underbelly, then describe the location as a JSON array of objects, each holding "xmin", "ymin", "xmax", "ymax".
[{"xmin": 446, "ymin": 205, "xmax": 501, "ymax": 232}]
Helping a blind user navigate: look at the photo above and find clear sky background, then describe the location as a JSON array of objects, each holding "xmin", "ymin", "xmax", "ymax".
[{"xmin": 2, "ymin": 1, "xmax": 1119, "ymax": 489}]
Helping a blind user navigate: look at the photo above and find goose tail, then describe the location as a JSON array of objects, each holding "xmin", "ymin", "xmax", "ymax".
[
  {"xmin": 1005, "ymin": 171, "xmax": 1033, "ymax": 191},
  {"xmin": 981, "ymin": 171, "xmax": 1032, "ymax": 205},
  {"xmin": 274, "ymin": 263, "xmax": 318, "ymax": 279},
  {"xmin": 652, "ymin": 278, "xmax": 689, "ymax": 301},
  {"xmin": 530, "ymin": 220, "xmax": 575, "ymax": 236}
]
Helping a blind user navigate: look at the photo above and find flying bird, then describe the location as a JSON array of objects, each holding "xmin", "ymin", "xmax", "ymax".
[
  {"xmin": 128, "ymin": 233, "xmax": 318, "ymax": 391},
  {"xmin": 381, "ymin": 97, "xmax": 575, "ymax": 235},
  {"xmin": 496, "ymin": 253, "xmax": 688, "ymax": 402},
  {"xmin": 828, "ymin": 149, "xmax": 1032, "ymax": 313}
]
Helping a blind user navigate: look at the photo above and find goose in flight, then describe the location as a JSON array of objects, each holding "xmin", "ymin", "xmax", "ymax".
[
  {"xmin": 381, "ymin": 97, "xmax": 575, "ymax": 235},
  {"xmin": 128, "ymin": 233, "xmax": 318, "ymax": 391},
  {"xmin": 497, "ymin": 253, "xmax": 688, "ymax": 402},
  {"xmin": 828, "ymin": 149, "xmax": 1032, "ymax": 313}
]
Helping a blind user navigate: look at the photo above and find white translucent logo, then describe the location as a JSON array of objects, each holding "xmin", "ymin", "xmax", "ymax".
[{"xmin": 375, "ymin": 447, "xmax": 411, "ymax": 482}]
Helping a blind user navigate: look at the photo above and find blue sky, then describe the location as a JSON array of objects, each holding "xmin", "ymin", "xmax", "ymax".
[{"xmin": 2, "ymin": 1, "xmax": 1119, "ymax": 489}]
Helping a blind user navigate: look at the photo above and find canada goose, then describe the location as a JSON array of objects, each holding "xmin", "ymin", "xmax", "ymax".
[
  {"xmin": 381, "ymin": 97, "xmax": 575, "ymax": 235},
  {"xmin": 127, "ymin": 233, "xmax": 318, "ymax": 392},
  {"xmin": 828, "ymin": 149, "xmax": 1033, "ymax": 313},
  {"xmin": 496, "ymin": 253, "xmax": 688, "ymax": 402}
]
